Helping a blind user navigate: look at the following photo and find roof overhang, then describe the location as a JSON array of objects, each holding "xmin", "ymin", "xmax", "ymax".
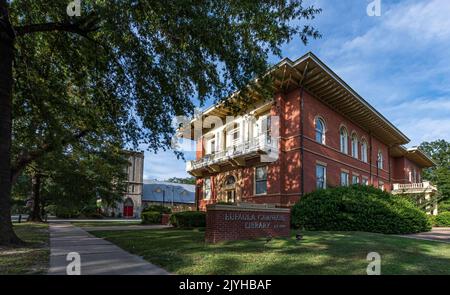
[
  {"xmin": 187, "ymin": 52, "xmax": 410, "ymax": 145},
  {"xmin": 390, "ymin": 145, "xmax": 435, "ymax": 168}
]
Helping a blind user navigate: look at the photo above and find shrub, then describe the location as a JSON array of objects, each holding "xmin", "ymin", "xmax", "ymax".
[
  {"xmin": 438, "ymin": 200, "xmax": 450, "ymax": 212},
  {"xmin": 291, "ymin": 185, "xmax": 431, "ymax": 234},
  {"xmin": 434, "ymin": 212, "xmax": 450, "ymax": 227},
  {"xmin": 141, "ymin": 211, "xmax": 162, "ymax": 224},
  {"xmin": 170, "ymin": 211, "xmax": 206, "ymax": 228},
  {"xmin": 142, "ymin": 205, "xmax": 172, "ymax": 214}
]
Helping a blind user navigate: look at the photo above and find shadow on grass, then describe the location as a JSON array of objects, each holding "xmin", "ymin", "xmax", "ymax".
[{"xmin": 92, "ymin": 229, "xmax": 450, "ymax": 275}]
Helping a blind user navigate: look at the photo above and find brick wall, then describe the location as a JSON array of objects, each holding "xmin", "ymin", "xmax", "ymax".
[
  {"xmin": 194, "ymin": 85, "xmax": 421, "ymax": 208},
  {"xmin": 205, "ymin": 205, "xmax": 291, "ymax": 243}
]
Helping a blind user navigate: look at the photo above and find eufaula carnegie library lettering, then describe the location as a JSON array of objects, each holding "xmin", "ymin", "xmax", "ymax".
[{"xmin": 205, "ymin": 204, "xmax": 290, "ymax": 243}]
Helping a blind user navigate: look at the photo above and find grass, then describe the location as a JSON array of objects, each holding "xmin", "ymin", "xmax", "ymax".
[
  {"xmin": 92, "ymin": 229, "xmax": 450, "ymax": 275},
  {"xmin": 0, "ymin": 223, "xmax": 49, "ymax": 275},
  {"xmin": 70, "ymin": 220, "xmax": 141, "ymax": 227}
]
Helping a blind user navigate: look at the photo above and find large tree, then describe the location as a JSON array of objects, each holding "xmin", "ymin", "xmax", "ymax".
[
  {"xmin": 0, "ymin": 0, "xmax": 321, "ymax": 245},
  {"xmin": 419, "ymin": 140, "xmax": 450, "ymax": 202}
]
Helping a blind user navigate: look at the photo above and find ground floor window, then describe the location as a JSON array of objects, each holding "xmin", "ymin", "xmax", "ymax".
[
  {"xmin": 352, "ymin": 175, "xmax": 359, "ymax": 185},
  {"xmin": 316, "ymin": 164, "xmax": 326, "ymax": 189},
  {"xmin": 340, "ymin": 172, "xmax": 349, "ymax": 186},
  {"xmin": 379, "ymin": 181, "xmax": 385, "ymax": 191},
  {"xmin": 226, "ymin": 190, "xmax": 236, "ymax": 203},
  {"xmin": 255, "ymin": 166, "xmax": 268, "ymax": 195},
  {"xmin": 362, "ymin": 177, "xmax": 369, "ymax": 186},
  {"xmin": 203, "ymin": 177, "xmax": 211, "ymax": 199}
]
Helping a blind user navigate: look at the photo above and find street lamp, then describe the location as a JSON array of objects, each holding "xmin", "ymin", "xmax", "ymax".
[{"xmin": 155, "ymin": 187, "xmax": 165, "ymax": 207}]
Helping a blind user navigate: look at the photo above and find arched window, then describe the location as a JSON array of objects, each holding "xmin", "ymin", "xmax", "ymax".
[
  {"xmin": 315, "ymin": 117, "xmax": 325, "ymax": 144},
  {"xmin": 340, "ymin": 126, "xmax": 348, "ymax": 154},
  {"xmin": 361, "ymin": 139, "xmax": 368, "ymax": 163},
  {"xmin": 377, "ymin": 150, "xmax": 383, "ymax": 169},
  {"xmin": 225, "ymin": 175, "xmax": 236, "ymax": 186},
  {"xmin": 351, "ymin": 133, "xmax": 358, "ymax": 158}
]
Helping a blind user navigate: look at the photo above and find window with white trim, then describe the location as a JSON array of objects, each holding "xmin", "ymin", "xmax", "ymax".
[
  {"xmin": 351, "ymin": 133, "xmax": 358, "ymax": 159},
  {"xmin": 315, "ymin": 117, "xmax": 325, "ymax": 144},
  {"xmin": 377, "ymin": 150, "xmax": 383, "ymax": 169},
  {"xmin": 203, "ymin": 177, "xmax": 211, "ymax": 200},
  {"xmin": 362, "ymin": 177, "xmax": 369, "ymax": 186},
  {"xmin": 352, "ymin": 175, "xmax": 359, "ymax": 185},
  {"xmin": 340, "ymin": 127, "xmax": 348, "ymax": 154},
  {"xmin": 379, "ymin": 181, "xmax": 385, "ymax": 191},
  {"xmin": 316, "ymin": 164, "xmax": 326, "ymax": 189},
  {"xmin": 255, "ymin": 166, "xmax": 267, "ymax": 195},
  {"xmin": 340, "ymin": 172, "xmax": 349, "ymax": 186},
  {"xmin": 361, "ymin": 140, "xmax": 368, "ymax": 163}
]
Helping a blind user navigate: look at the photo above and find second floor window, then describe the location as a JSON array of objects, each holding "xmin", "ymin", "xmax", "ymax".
[
  {"xmin": 315, "ymin": 117, "xmax": 325, "ymax": 144},
  {"xmin": 361, "ymin": 140, "xmax": 368, "ymax": 163},
  {"xmin": 340, "ymin": 127, "xmax": 348, "ymax": 154},
  {"xmin": 316, "ymin": 164, "xmax": 326, "ymax": 189},
  {"xmin": 351, "ymin": 134, "xmax": 358, "ymax": 158},
  {"xmin": 203, "ymin": 178, "xmax": 211, "ymax": 200},
  {"xmin": 255, "ymin": 166, "xmax": 267, "ymax": 195},
  {"xmin": 340, "ymin": 172, "xmax": 349, "ymax": 186},
  {"xmin": 377, "ymin": 150, "xmax": 383, "ymax": 169},
  {"xmin": 210, "ymin": 140, "xmax": 216, "ymax": 155}
]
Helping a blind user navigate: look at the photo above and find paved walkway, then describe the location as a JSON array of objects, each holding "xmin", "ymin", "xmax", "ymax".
[
  {"xmin": 400, "ymin": 227, "xmax": 450, "ymax": 243},
  {"xmin": 82, "ymin": 224, "xmax": 171, "ymax": 232},
  {"xmin": 48, "ymin": 222, "xmax": 170, "ymax": 275}
]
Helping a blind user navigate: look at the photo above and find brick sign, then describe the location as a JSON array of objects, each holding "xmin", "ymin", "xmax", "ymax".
[{"xmin": 205, "ymin": 204, "xmax": 290, "ymax": 243}]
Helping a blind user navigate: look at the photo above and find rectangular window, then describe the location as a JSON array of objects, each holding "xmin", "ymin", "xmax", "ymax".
[
  {"xmin": 352, "ymin": 175, "xmax": 359, "ymax": 185},
  {"xmin": 203, "ymin": 178, "xmax": 211, "ymax": 200},
  {"xmin": 255, "ymin": 166, "xmax": 268, "ymax": 195},
  {"xmin": 379, "ymin": 181, "xmax": 385, "ymax": 191},
  {"xmin": 362, "ymin": 177, "xmax": 369, "ymax": 186},
  {"xmin": 340, "ymin": 172, "xmax": 349, "ymax": 186},
  {"xmin": 316, "ymin": 165, "xmax": 326, "ymax": 189},
  {"xmin": 210, "ymin": 140, "xmax": 216, "ymax": 155}
]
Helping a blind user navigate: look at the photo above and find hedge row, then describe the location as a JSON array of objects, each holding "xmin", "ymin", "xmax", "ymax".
[
  {"xmin": 433, "ymin": 212, "xmax": 450, "ymax": 227},
  {"xmin": 141, "ymin": 211, "xmax": 162, "ymax": 224},
  {"xmin": 170, "ymin": 211, "xmax": 206, "ymax": 228},
  {"xmin": 291, "ymin": 185, "xmax": 431, "ymax": 234}
]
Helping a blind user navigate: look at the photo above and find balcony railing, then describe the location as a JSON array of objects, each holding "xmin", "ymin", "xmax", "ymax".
[
  {"xmin": 187, "ymin": 134, "xmax": 278, "ymax": 172},
  {"xmin": 392, "ymin": 181, "xmax": 437, "ymax": 192}
]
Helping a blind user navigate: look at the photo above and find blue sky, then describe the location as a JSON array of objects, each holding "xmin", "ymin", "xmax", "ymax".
[{"xmin": 143, "ymin": 0, "xmax": 450, "ymax": 180}]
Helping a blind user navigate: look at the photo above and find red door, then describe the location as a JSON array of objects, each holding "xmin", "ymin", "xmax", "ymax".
[{"xmin": 123, "ymin": 205, "xmax": 133, "ymax": 218}]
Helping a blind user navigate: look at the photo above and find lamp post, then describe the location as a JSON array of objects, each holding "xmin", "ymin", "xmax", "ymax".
[{"xmin": 155, "ymin": 188, "xmax": 165, "ymax": 207}]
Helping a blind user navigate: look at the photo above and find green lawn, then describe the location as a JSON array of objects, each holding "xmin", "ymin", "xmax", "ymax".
[
  {"xmin": 0, "ymin": 223, "xmax": 49, "ymax": 275},
  {"xmin": 71, "ymin": 220, "xmax": 142, "ymax": 227},
  {"xmin": 92, "ymin": 229, "xmax": 450, "ymax": 275}
]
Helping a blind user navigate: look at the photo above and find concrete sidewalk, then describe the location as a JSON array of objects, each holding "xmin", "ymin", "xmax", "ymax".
[
  {"xmin": 400, "ymin": 227, "xmax": 450, "ymax": 244},
  {"xmin": 82, "ymin": 224, "xmax": 171, "ymax": 232},
  {"xmin": 48, "ymin": 222, "xmax": 170, "ymax": 275}
]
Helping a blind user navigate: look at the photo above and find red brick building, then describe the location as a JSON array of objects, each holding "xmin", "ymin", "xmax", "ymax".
[{"xmin": 185, "ymin": 52, "xmax": 436, "ymax": 212}]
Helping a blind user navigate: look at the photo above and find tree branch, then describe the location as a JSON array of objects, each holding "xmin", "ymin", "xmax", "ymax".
[
  {"xmin": 11, "ymin": 129, "xmax": 91, "ymax": 184},
  {"xmin": 14, "ymin": 21, "xmax": 98, "ymax": 37}
]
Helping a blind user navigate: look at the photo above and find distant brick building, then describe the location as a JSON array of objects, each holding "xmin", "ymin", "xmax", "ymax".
[{"xmin": 185, "ymin": 52, "xmax": 437, "ymax": 213}]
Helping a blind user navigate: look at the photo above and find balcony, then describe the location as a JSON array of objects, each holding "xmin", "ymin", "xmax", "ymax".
[
  {"xmin": 187, "ymin": 134, "xmax": 278, "ymax": 176},
  {"xmin": 392, "ymin": 181, "xmax": 437, "ymax": 194}
]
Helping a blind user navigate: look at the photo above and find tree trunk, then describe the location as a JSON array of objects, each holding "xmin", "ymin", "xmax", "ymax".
[
  {"xmin": 28, "ymin": 173, "xmax": 43, "ymax": 222},
  {"xmin": 0, "ymin": 2, "xmax": 22, "ymax": 245}
]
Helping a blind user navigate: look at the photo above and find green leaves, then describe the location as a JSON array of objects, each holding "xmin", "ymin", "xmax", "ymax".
[{"xmin": 292, "ymin": 185, "xmax": 431, "ymax": 234}]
